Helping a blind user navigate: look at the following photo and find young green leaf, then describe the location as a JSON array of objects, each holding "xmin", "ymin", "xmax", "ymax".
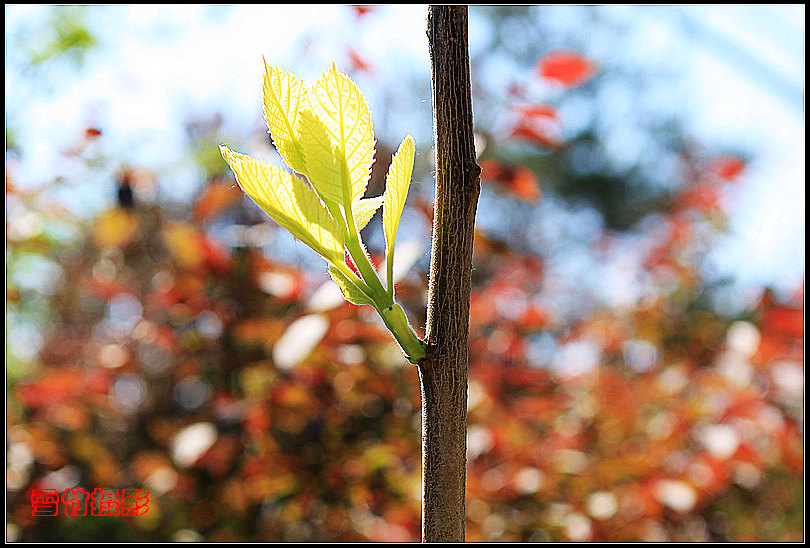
[
  {"xmin": 306, "ymin": 62, "xmax": 376, "ymax": 205},
  {"xmin": 328, "ymin": 264, "xmax": 376, "ymax": 307},
  {"xmin": 353, "ymin": 195, "xmax": 385, "ymax": 231},
  {"xmin": 220, "ymin": 145, "xmax": 344, "ymax": 264},
  {"xmin": 383, "ymin": 135, "xmax": 415, "ymax": 293},
  {"xmin": 297, "ymin": 109, "xmax": 345, "ymax": 206},
  {"xmin": 221, "ymin": 61, "xmax": 426, "ymax": 364},
  {"xmin": 262, "ymin": 62, "xmax": 308, "ymax": 175}
]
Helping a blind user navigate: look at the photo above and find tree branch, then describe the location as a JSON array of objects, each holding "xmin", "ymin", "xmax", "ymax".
[{"xmin": 420, "ymin": 5, "xmax": 481, "ymax": 542}]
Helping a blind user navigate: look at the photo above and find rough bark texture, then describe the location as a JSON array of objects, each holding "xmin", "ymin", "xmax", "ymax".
[{"xmin": 420, "ymin": 5, "xmax": 481, "ymax": 543}]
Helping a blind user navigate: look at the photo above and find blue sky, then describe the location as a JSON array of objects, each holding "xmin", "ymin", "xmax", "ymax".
[{"xmin": 5, "ymin": 5, "xmax": 805, "ymax": 295}]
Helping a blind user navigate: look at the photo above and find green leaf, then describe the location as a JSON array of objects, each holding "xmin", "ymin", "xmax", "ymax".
[
  {"xmin": 262, "ymin": 62, "xmax": 308, "ymax": 175},
  {"xmin": 383, "ymin": 135, "xmax": 415, "ymax": 292},
  {"xmin": 297, "ymin": 109, "xmax": 344, "ymax": 206},
  {"xmin": 353, "ymin": 195, "xmax": 384, "ymax": 231},
  {"xmin": 328, "ymin": 265, "xmax": 376, "ymax": 307},
  {"xmin": 305, "ymin": 62, "xmax": 376, "ymax": 205},
  {"xmin": 220, "ymin": 145, "xmax": 344, "ymax": 264}
]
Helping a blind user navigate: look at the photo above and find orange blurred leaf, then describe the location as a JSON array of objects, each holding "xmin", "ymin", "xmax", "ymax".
[
  {"xmin": 508, "ymin": 104, "xmax": 563, "ymax": 149},
  {"xmin": 83, "ymin": 275, "xmax": 131, "ymax": 300},
  {"xmin": 712, "ymin": 156, "xmax": 746, "ymax": 182},
  {"xmin": 162, "ymin": 223, "xmax": 232, "ymax": 273},
  {"xmin": 347, "ymin": 47, "xmax": 374, "ymax": 74},
  {"xmin": 16, "ymin": 369, "xmax": 84, "ymax": 408},
  {"xmin": 679, "ymin": 183, "xmax": 724, "ymax": 214},
  {"xmin": 515, "ymin": 104, "xmax": 558, "ymax": 120},
  {"xmin": 761, "ymin": 304, "xmax": 804, "ymax": 340},
  {"xmin": 232, "ymin": 317, "xmax": 285, "ymax": 347},
  {"xmin": 350, "ymin": 5, "xmax": 374, "ymax": 18},
  {"xmin": 163, "ymin": 223, "xmax": 206, "ymax": 270},
  {"xmin": 193, "ymin": 180, "xmax": 243, "ymax": 221},
  {"xmin": 93, "ymin": 208, "xmax": 140, "ymax": 248},
  {"xmin": 536, "ymin": 50, "xmax": 596, "ymax": 87},
  {"xmin": 480, "ymin": 159, "xmax": 542, "ymax": 201}
]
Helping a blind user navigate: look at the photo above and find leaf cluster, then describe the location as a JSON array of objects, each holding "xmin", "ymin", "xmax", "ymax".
[{"xmin": 221, "ymin": 61, "xmax": 424, "ymax": 362}]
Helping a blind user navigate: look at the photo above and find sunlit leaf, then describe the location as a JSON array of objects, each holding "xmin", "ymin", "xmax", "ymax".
[
  {"xmin": 305, "ymin": 62, "xmax": 376, "ymax": 205},
  {"xmin": 328, "ymin": 264, "xmax": 375, "ymax": 307},
  {"xmin": 353, "ymin": 195, "xmax": 384, "ymax": 230},
  {"xmin": 220, "ymin": 146, "xmax": 344, "ymax": 264},
  {"xmin": 297, "ymin": 109, "xmax": 345, "ymax": 205},
  {"xmin": 383, "ymin": 135, "xmax": 415, "ymax": 290},
  {"xmin": 262, "ymin": 62, "xmax": 309, "ymax": 175}
]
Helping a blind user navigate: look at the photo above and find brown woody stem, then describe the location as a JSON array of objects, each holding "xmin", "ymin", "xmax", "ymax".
[{"xmin": 420, "ymin": 5, "xmax": 481, "ymax": 543}]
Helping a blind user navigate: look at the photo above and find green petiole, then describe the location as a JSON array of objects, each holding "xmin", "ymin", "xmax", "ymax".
[{"xmin": 334, "ymin": 198, "xmax": 425, "ymax": 363}]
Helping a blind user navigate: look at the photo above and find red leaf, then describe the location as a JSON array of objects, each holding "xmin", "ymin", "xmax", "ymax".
[
  {"xmin": 518, "ymin": 305, "xmax": 549, "ymax": 330},
  {"xmin": 350, "ymin": 5, "xmax": 374, "ymax": 18},
  {"xmin": 536, "ymin": 50, "xmax": 596, "ymax": 87},
  {"xmin": 712, "ymin": 156, "xmax": 746, "ymax": 181},
  {"xmin": 480, "ymin": 160, "xmax": 542, "ymax": 202},
  {"xmin": 515, "ymin": 104, "xmax": 558, "ymax": 120},
  {"xmin": 202, "ymin": 237, "xmax": 233, "ymax": 274},
  {"xmin": 509, "ymin": 167, "xmax": 542, "ymax": 202},
  {"xmin": 761, "ymin": 305, "xmax": 804, "ymax": 340},
  {"xmin": 347, "ymin": 47, "xmax": 374, "ymax": 74},
  {"xmin": 679, "ymin": 183, "xmax": 724, "ymax": 213},
  {"xmin": 344, "ymin": 249, "xmax": 361, "ymax": 276},
  {"xmin": 510, "ymin": 123, "xmax": 562, "ymax": 149},
  {"xmin": 83, "ymin": 275, "xmax": 131, "ymax": 301},
  {"xmin": 16, "ymin": 369, "xmax": 84, "ymax": 408},
  {"xmin": 193, "ymin": 180, "xmax": 243, "ymax": 222},
  {"xmin": 509, "ymin": 103, "xmax": 563, "ymax": 148}
]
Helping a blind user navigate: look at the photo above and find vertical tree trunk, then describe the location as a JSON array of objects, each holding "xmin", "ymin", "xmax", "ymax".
[{"xmin": 420, "ymin": 5, "xmax": 481, "ymax": 543}]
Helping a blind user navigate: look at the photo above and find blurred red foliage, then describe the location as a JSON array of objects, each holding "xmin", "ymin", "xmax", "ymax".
[
  {"xmin": 536, "ymin": 50, "xmax": 597, "ymax": 87},
  {"xmin": 6, "ymin": 132, "xmax": 805, "ymax": 544},
  {"xmin": 480, "ymin": 159, "xmax": 542, "ymax": 202},
  {"xmin": 508, "ymin": 104, "xmax": 563, "ymax": 149},
  {"xmin": 5, "ymin": 20, "xmax": 802, "ymax": 542}
]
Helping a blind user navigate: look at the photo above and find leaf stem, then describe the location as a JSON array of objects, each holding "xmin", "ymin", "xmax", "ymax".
[
  {"xmin": 386, "ymin": 246, "xmax": 395, "ymax": 299},
  {"xmin": 343, "ymin": 201, "xmax": 391, "ymax": 306},
  {"xmin": 378, "ymin": 303, "xmax": 427, "ymax": 363},
  {"xmin": 340, "ymin": 198, "xmax": 425, "ymax": 363},
  {"xmin": 333, "ymin": 260, "xmax": 371, "ymax": 296}
]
